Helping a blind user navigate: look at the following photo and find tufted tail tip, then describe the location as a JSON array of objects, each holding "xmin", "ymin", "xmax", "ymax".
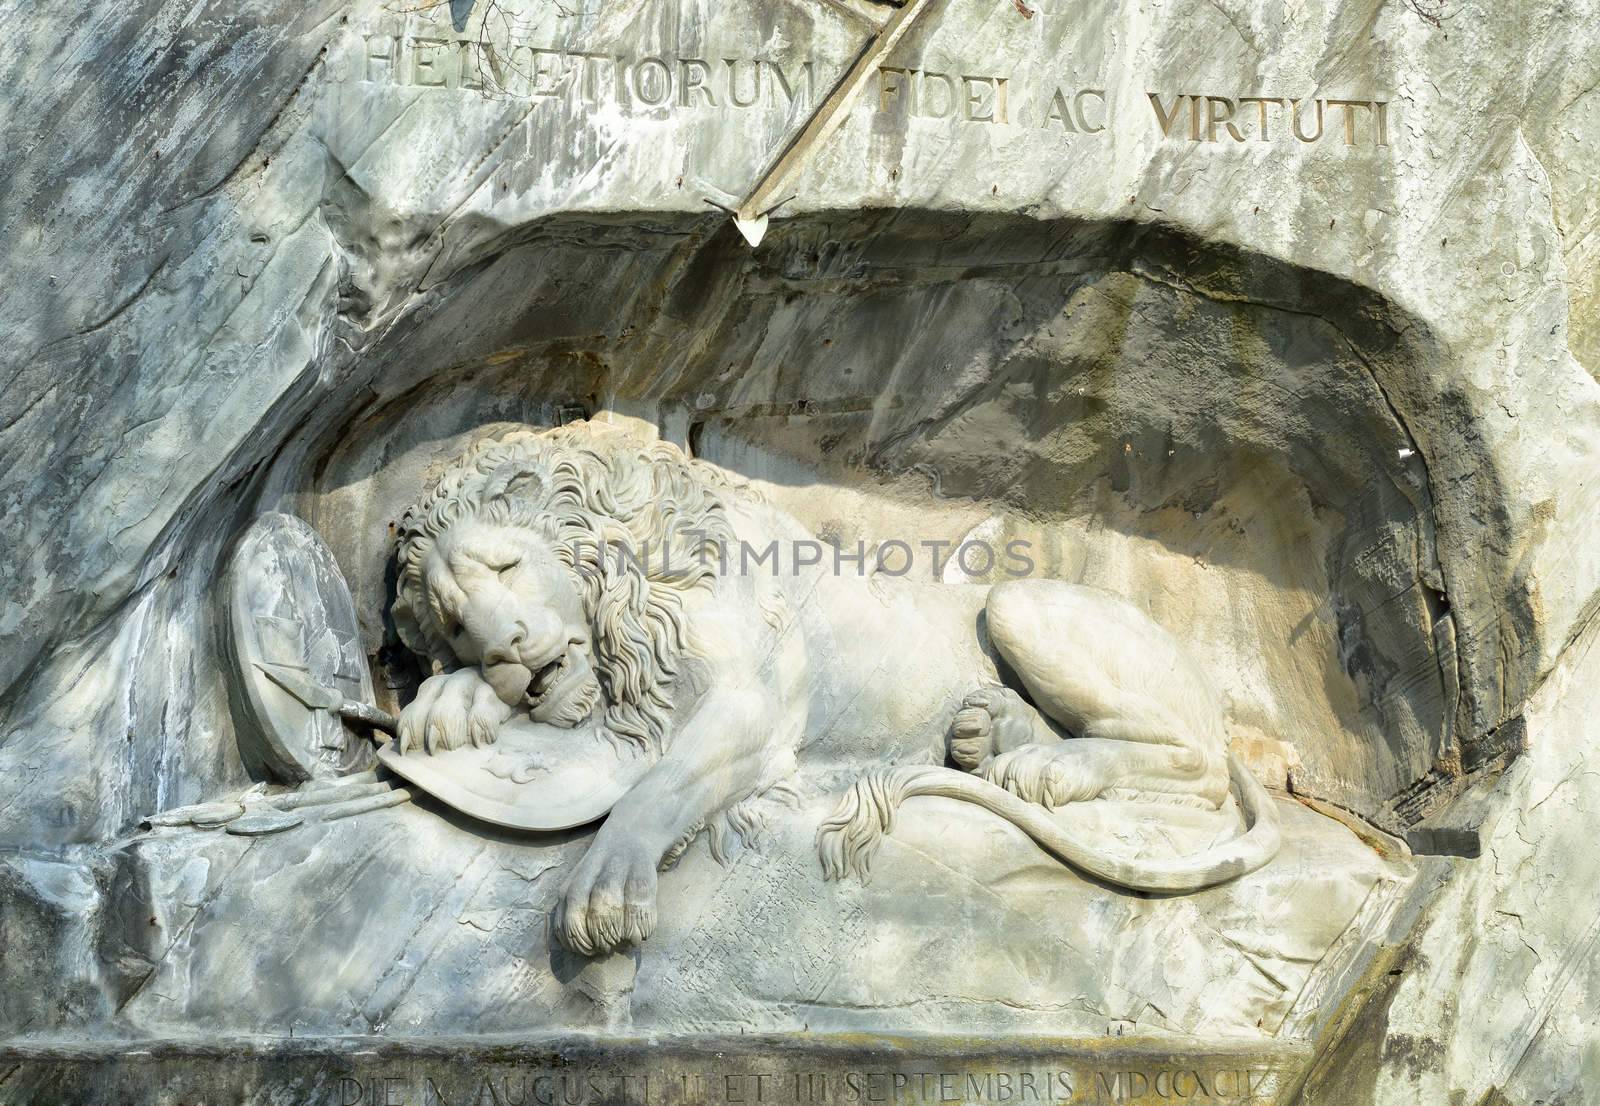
[{"xmin": 815, "ymin": 767, "xmax": 923, "ymax": 882}]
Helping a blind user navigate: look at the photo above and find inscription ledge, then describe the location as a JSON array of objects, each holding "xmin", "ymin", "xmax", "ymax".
[{"xmin": 0, "ymin": 1034, "xmax": 1312, "ymax": 1106}]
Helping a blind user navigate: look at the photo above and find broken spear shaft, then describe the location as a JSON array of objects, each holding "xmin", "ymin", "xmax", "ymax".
[
  {"xmin": 256, "ymin": 664, "xmax": 399, "ymax": 737},
  {"xmin": 730, "ymin": 0, "xmax": 938, "ymax": 246}
]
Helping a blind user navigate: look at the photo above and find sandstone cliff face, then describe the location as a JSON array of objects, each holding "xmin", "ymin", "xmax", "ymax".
[{"xmin": 1, "ymin": 0, "xmax": 1597, "ymax": 1098}]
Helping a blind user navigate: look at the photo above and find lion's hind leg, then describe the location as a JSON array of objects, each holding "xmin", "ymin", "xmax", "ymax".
[
  {"xmin": 1083, "ymin": 716, "xmax": 1229, "ymax": 806},
  {"xmin": 982, "ymin": 724, "xmax": 1227, "ymax": 809}
]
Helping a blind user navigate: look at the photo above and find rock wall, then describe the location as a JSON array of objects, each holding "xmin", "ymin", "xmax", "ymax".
[{"xmin": 2, "ymin": 0, "xmax": 1598, "ymax": 1097}]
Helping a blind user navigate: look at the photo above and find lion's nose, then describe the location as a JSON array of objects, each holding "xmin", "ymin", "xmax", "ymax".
[{"xmin": 483, "ymin": 622, "xmax": 527, "ymax": 667}]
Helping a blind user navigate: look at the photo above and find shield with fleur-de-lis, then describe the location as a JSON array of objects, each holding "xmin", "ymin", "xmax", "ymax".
[{"xmin": 225, "ymin": 513, "xmax": 378, "ymax": 781}]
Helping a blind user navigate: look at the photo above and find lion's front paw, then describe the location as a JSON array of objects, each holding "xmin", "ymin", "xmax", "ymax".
[
  {"xmin": 950, "ymin": 686, "xmax": 1038, "ymax": 771},
  {"xmin": 554, "ymin": 837, "xmax": 659, "ymax": 957},
  {"xmin": 396, "ymin": 668, "xmax": 513, "ymax": 755},
  {"xmin": 981, "ymin": 745, "xmax": 1100, "ymax": 809}
]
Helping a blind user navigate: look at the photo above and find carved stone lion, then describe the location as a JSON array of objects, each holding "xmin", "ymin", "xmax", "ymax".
[{"xmin": 392, "ymin": 421, "xmax": 1279, "ymax": 957}]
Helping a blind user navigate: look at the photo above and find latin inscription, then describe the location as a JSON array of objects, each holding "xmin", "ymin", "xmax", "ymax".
[
  {"xmin": 341, "ymin": 33, "xmax": 816, "ymax": 113},
  {"xmin": 330, "ymin": 1064, "xmax": 1284, "ymax": 1105},
  {"xmin": 872, "ymin": 71, "xmax": 1386, "ymax": 146},
  {"xmin": 332, "ymin": 30, "xmax": 1392, "ymax": 150},
  {"xmin": 1145, "ymin": 92, "xmax": 1390, "ymax": 146}
]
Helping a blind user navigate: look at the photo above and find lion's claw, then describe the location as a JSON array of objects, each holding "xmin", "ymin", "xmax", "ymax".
[
  {"xmin": 397, "ymin": 668, "xmax": 512, "ymax": 757},
  {"xmin": 555, "ymin": 838, "xmax": 659, "ymax": 957}
]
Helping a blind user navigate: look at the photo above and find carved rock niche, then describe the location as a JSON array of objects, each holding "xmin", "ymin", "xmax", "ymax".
[{"xmin": 98, "ymin": 211, "xmax": 1456, "ymax": 1050}]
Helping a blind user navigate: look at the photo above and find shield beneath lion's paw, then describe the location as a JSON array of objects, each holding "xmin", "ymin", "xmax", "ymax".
[{"xmin": 378, "ymin": 717, "xmax": 653, "ymax": 831}]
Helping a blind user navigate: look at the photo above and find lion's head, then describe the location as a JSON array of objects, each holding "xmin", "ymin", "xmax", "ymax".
[{"xmin": 393, "ymin": 422, "xmax": 735, "ymax": 753}]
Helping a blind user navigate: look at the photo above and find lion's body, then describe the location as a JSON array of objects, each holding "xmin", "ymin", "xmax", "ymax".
[{"xmin": 392, "ymin": 423, "xmax": 1277, "ymax": 955}]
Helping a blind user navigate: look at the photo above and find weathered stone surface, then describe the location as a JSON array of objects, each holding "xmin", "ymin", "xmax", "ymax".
[
  {"xmin": 23, "ymin": 788, "xmax": 1396, "ymax": 1047},
  {"xmin": 2, "ymin": 0, "xmax": 1599, "ymax": 1099},
  {"xmin": 1297, "ymin": 613, "xmax": 1600, "ymax": 1105},
  {"xmin": 5, "ymin": 0, "xmax": 1598, "ymax": 841}
]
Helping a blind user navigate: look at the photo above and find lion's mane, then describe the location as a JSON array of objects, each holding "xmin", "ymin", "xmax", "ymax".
[{"xmin": 393, "ymin": 422, "xmax": 736, "ymax": 754}]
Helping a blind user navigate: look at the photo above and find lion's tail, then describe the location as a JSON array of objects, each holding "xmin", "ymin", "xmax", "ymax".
[{"xmin": 816, "ymin": 752, "xmax": 1281, "ymax": 894}]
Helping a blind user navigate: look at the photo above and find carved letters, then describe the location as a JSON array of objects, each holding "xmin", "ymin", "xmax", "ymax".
[
  {"xmin": 871, "ymin": 73, "xmax": 1388, "ymax": 146},
  {"xmin": 333, "ymin": 30, "xmax": 1392, "ymax": 151},
  {"xmin": 333, "ymin": 1063, "xmax": 1285, "ymax": 1104},
  {"xmin": 345, "ymin": 32, "xmax": 815, "ymax": 112},
  {"xmin": 1147, "ymin": 92, "xmax": 1391, "ymax": 146},
  {"xmin": 877, "ymin": 68, "xmax": 1018, "ymax": 125}
]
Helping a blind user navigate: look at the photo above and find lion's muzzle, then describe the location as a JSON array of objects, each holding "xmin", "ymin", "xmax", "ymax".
[{"xmin": 483, "ymin": 661, "xmax": 534, "ymax": 707}]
